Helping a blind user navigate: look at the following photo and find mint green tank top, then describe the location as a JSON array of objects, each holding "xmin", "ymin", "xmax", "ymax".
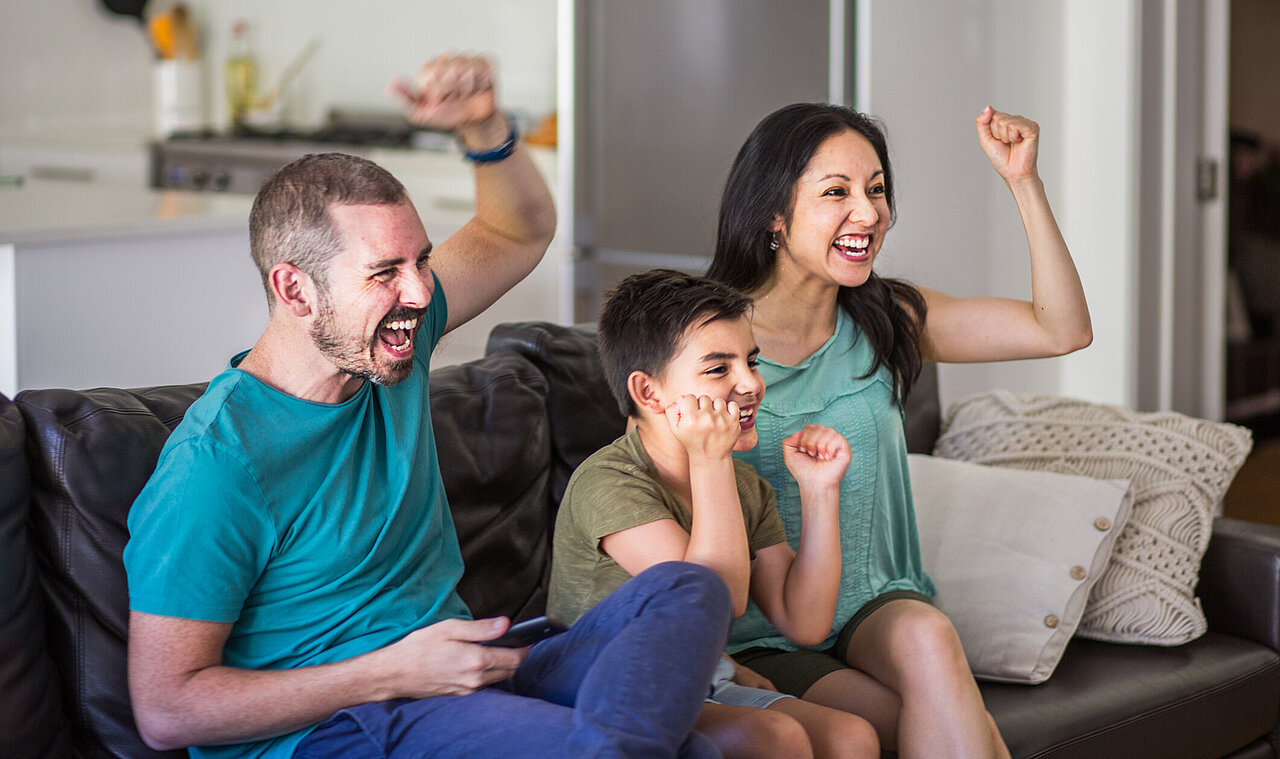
[{"xmin": 728, "ymin": 308, "xmax": 935, "ymax": 653}]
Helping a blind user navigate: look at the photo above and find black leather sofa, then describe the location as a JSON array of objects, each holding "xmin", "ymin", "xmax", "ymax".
[{"xmin": 4, "ymin": 321, "xmax": 1280, "ymax": 758}]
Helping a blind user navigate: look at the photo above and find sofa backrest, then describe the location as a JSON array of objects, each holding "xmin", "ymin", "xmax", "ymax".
[
  {"xmin": 904, "ymin": 357, "xmax": 941, "ymax": 454},
  {"xmin": 18, "ymin": 385, "xmax": 206, "ymax": 759},
  {"xmin": 1, "ymin": 394, "xmax": 73, "ymax": 759},
  {"xmin": 429, "ymin": 349, "xmax": 554, "ymax": 622},
  {"xmin": 486, "ymin": 322, "xmax": 627, "ymax": 504}
]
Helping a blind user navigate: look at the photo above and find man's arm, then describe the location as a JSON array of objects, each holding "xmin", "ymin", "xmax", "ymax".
[
  {"xmin": 128, "ymin": 611, "xmax": 525, "ymax": 751},
  {"xmin": 391, "ymin": 54, "xmax": 557, "ymax": 334}
]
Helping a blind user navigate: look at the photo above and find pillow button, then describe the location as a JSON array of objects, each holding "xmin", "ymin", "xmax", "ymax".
[
  {"xmin": 1045, "ymin": 614, "xmax": 1061, "ymax": 629},
  {"xmin": 1070, "ymin": 565, "xmax": 1087, "ymax": 580},
  {"xmin": 1094, "ymin": 517, "xmax": 1112, "ymax": 531}
]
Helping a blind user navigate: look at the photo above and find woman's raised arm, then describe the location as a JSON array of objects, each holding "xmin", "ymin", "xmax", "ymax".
[{"xmin": 920, "ymin": 107, "xmax": 1092, "ymax": 363}]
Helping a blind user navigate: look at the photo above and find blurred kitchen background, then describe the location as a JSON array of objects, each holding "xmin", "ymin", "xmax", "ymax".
[
  {"xmin": 0, "ymin": 0, "xmax": 561, "ymax": 394},
  {"xmin": 3, "ymin": 0, "xmax": 1280, "ymax": 447},
  {"xmin": 0, "ymin": 0, "xmax": 557, "ymax": 137}
]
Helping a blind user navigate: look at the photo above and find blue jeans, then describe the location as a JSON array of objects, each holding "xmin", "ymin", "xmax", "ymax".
[{"xmin": 294, "ymin": 562, "xmax": 731, "ymax": 758}]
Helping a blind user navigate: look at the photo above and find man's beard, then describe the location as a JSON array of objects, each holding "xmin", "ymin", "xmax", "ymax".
[{"xmin": 310, "ymin": 290, "xmax": 417, "ymax": 386}]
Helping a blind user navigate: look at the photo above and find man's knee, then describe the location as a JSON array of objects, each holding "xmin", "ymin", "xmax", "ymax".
[{"xmin": 636, "ymin": 561, "xmax": 732, "ymax": 620}]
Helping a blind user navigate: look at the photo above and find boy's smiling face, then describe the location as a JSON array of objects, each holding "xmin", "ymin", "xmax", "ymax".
[{"xmin": 653, "ymin": 314, "xmax": 765, "ymax": 451}]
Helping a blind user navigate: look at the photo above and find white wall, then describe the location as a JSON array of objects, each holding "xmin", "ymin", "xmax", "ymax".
[
  {"xmin": 191, "ymin": 0, "xmax": 557, "ymax": 129},
  {"xmin": 0, "ymin": 0, "xmax": 558, "ymax": 137},
  {"xmin": 859, "ymin": 0, "xmax": 1138, "ymax": 410},
  {"xmin": 0, "ymin": 0, "xmax": 155, "ymax": 135},
  {"xmin": 1058, "ymin": 1, "xmax": 1139, "ymax": 409}
]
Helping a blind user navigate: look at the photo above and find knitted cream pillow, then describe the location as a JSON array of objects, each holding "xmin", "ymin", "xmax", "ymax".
[{"xmin": 933, "ymin": 391, "xmax": 1253, "ymax": 645}]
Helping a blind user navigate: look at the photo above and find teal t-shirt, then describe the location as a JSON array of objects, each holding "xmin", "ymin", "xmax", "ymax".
[
  {"xmin": 124, "ymin": 276, "xmax": 469, "ymax": 759},
  {"xmin": 727, "ymin": 308, "xmax": 935, "ymax": 654}
]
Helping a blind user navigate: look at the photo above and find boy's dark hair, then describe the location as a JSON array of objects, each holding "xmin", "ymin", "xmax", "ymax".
[{"xmin": 597, "ymin": 269, "xmax": 753, "ymax": 417}]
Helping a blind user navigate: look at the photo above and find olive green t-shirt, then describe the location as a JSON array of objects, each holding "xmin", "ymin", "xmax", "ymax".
[{"xmin": 548, "ymin": 428, "xmax": 787, "ymax": 624}]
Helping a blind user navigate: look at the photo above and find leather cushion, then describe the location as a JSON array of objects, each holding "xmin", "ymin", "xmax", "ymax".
[
  {"xmin": 17, "ymin": 385, "xmax": 204, "ymax": 759},
  {"xmin": 981, "ymin": 632, "xmax": 1280, "ymax": 759},
  {"xmin": 486, "ymin": 322, "xmax": 627, "ymax": 504},
  {"xmin": 0, "ymin": 395, "xmax": 72, "ymax": 759},
  {"xmin": 431, "ymin": 350, "xmax": 553, "ymax": 621}
]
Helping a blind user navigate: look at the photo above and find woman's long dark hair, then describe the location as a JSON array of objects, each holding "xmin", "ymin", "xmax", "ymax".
[{"xmin": 706, "ymin": 103, "xmax": 926, "ymax": 403}]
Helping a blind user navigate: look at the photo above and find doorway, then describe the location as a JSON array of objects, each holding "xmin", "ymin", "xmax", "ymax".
[{"xmin": 1222, "ymin": 0, "xmax": 1280, "ymax": 526}]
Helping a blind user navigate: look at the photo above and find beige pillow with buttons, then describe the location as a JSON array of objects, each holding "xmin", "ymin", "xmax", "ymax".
[
  {"xmin": 909, "ymin": 454, "xmax": 1133, "ymax": 684},
  {"xmin": 934, "ymin": 391, "xmax": 1252, "ymax": 646}
]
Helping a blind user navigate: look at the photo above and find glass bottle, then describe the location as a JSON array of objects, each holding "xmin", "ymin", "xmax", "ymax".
[{"xmin": 225, "ymin": 19, "xmax": 258, "ymax": 130}]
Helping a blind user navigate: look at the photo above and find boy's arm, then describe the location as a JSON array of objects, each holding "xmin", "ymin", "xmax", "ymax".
[
  {"xmin": 747, "ymin": 425, "xmax": 850, "ymax": 647},
  {"xmin": 600, "ymin": 465, "xmax": 752, "ymax": 615},
  {"xmin": 602, "ymin": 395, "xmax": 752, "ymax": 614},
  {"xmin": 601, "ymin": 496, "xmax": 749, "ymax": 617}
]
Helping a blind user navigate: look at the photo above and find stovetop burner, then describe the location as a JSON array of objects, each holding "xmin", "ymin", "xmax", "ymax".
[
  {"xmin": 152, "ymin": 110, "xmax": 453, "ymax": 193},
  {"xmin": 170, "ymin": 108, "xmax": 451, "ymax": 149},
  {"xmin": 167, "ymin": 124, "xmax": 418, "ymax": 150}
]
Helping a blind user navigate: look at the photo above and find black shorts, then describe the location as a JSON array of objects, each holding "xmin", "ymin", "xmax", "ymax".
[{"xmin": 731, "ymin": 590, "xmax": 932, "ymax": 696}]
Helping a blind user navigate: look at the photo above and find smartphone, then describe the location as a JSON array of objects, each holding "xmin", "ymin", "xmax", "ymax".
[{"xmin": 480, "ymin": 615, "xmax": 569, "ymax": 648}]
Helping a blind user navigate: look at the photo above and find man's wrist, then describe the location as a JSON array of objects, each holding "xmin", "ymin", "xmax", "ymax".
[
  {"xmin": 457, "ymin": 114, "xmax": 516, "ymax": 161},
  {"xmin": 356, "ymin": 641, "xmax": 404, "ymax": 703}
]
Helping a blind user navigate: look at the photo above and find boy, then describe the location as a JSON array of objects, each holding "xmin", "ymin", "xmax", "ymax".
[{"xmin": 548, "ymin": 269, "xmax": 878, "ymax": 759}]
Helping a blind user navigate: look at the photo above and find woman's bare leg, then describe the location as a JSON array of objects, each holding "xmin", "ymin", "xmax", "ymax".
[
  {"xmin": 800, "ymin": 667, "xmax": 901, "ymax": 751},
  {"xmin": 841, "ymin": 600, "xmax": 1009, "ymax": 759}
]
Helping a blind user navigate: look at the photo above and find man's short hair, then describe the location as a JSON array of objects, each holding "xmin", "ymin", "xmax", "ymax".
[
  {"xmin": 249, "ymin": 152, "xmax": 409, "ymax": 306},
  {"xmin": 597, "ymin": 269, "xmax": 753, "ymax": 417}
]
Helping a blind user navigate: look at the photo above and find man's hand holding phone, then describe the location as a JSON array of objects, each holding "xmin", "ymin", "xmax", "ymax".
[{"xmin": 479, "ymin": 615, "xmax": 568, "ymax": 648}]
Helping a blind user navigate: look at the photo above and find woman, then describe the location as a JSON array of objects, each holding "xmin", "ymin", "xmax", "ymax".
[{"xmin": 707, "ymin": 103, "xmax": 1091, "ymax": 758}]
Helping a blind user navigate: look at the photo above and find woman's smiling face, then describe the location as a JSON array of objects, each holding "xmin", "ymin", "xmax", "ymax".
[{"xmin": 774, "ymin": 129, "xmax": 891, "ymax": 289}]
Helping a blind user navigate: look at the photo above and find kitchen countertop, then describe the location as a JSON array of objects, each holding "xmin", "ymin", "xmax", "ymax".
[
  {"xmin": 0, "ymin": 143, "xmax": 558, "ymax": 248},
  {"xmin": 0, "ymin": 179, "xmax": 251, "ymax": 246},
  {"xmin": 0, "ymin": 125, "xmax": 153, "ymax": 150}
]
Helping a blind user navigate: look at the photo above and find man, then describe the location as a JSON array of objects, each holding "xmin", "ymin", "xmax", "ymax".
[{"xmin": 124, "ymin": 54, "xmax": 730, "ymax": 759}]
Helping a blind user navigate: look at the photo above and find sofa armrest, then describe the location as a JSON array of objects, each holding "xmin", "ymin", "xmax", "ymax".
[{"xmin": 1199, "ymin": 516, "xmax": 1280, "ymax": 652}]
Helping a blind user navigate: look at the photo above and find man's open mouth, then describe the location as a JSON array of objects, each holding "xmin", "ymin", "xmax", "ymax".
[{"xmin": 378, "ymin": 315, "xmax": 422, "ymax": 358}]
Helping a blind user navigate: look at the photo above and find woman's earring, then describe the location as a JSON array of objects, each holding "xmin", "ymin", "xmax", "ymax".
[{"xmin": 769, "ymin": 233, "xmax": 779, "ymax": 251}]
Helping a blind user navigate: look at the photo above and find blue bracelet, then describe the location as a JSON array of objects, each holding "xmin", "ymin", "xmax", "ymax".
[{"xmin": 462, "ymin": 117, "xmax": 519, "ymax": 163}]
